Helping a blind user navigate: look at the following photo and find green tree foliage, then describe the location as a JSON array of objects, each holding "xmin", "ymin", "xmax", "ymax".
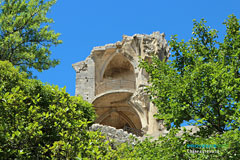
[
  {"xmin": 140, "ymin": 15, "xmax": 240, "ymax": 136},
  {"xmin": 116, "ymin": 128, "xmax": 240, "ymax": 159},
  {"xmin": 0, "ymin": 61, "xmax": 117, "ymax": 159},
  {"xmin": 0, "ymin": 0, "xmax": 62, "ymax": 75},
  {"xmin": 115, "ymin": 14, "xmax": 240, "ymax": 160}
]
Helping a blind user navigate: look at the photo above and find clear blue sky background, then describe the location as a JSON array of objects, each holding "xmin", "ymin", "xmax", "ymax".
[{"xmin": 35, "ymin": 0, "xmax": 240, "ymax": 97}]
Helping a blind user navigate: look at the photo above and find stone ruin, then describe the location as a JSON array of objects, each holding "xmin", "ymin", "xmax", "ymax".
[
  {"xmin": 89, "ymin": 123, "xmax": 141, "ymax": 145},
  {"xmin": 72, "ymin": 32, "xmax": 170, "ymax": 137}
]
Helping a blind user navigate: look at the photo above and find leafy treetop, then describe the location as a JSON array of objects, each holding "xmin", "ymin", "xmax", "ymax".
[
  {"xmin": 140, "ymin": 14, "xmax": 240, "ymax": 137},
  {"xmin": 0, "ymin": 0, "xmax": 62, "ymax": 75}
]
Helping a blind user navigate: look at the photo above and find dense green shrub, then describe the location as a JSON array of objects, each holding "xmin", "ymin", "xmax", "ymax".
[
  {"xmin": 116, "ymin": 128, "xmax": 240, "ymax": 160},
  {"xmin": 0, "ymin": 61, "xmax": 116, "ymax": 159}
]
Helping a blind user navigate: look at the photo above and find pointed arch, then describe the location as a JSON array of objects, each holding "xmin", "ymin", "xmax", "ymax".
[
  {"xmin": 100, "ymin": 53, "xmax": 136, "ymax": 82},
  {"xmin": 95, "ymin": 109, "xmax": 138, "ymax": 129}
]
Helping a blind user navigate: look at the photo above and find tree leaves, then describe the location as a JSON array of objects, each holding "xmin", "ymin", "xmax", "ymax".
[
  {"xmin": 140, "ymin": 14, "xmax": 240, "ymax": 136},
  {"xmin": 0, "ymin": 0, "xmax": 62, "ymax": 76},
  {"xmin": 0, "ymin": 61, "xmax": 108, "ymax": 159}
]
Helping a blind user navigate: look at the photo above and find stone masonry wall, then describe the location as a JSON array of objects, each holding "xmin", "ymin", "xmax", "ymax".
[
  {"xmin": 73, "ymin": 32, "xmax": 170, "ymax": 135},
  {"xmin": 89, "ymin": 124, "xmax": 200, "ymax": 143},
  {"xmin": 72, "ymin": 58, "xmax": 95, "ymax": 102},
  {"xmin": 89, "ymin": 123, "xmax": 141, "ymax": 144}
]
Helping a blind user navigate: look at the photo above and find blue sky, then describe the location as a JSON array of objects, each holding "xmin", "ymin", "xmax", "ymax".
[{"xmin": 35, "ymin": 0, "xmax": 240, "ymax": 96}]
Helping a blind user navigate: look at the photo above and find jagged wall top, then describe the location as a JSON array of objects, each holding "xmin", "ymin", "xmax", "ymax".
[
  {"xmin": 73, "ymin": 31, "xmax": 170, "ymax": 73},
  {"xmin": 89, "ymin": 31, "xmax": 170, "ymax": 60}
]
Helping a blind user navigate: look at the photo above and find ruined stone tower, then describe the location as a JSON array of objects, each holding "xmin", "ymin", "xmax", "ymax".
[{"xmin": 72, "ymin": 32, "xmax": 170, "ymax": 136}]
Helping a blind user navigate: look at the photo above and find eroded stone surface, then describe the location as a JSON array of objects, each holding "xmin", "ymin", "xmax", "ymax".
[
  {"xmin": 73, "ymin": 32, "xmax": 170, "ymax": 136},
  {"xmin": 89, "ymin": 123, "xmax": 140, "ymax": 145},
  {"xmin": 89, "ymin": 123, "xmax": 199, "ymax": 143}
]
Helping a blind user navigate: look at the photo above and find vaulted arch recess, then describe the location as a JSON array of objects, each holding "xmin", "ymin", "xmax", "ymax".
[{"xmin": 96, "ymin": 54, "xmax": 136, "ymax": 95}]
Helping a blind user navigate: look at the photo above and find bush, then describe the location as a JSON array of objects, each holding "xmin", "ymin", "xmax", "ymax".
[
  {"xmin": 116, "ymin": 128, "xmax": 240, "ymax": 160},
  {"xmin": 0, "ymin": 60, "xmax": 116, "ymax": 159}
]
